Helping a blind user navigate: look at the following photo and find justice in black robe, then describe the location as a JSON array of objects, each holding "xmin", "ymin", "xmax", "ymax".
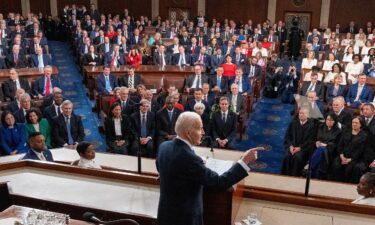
[{"xmin": 281, "ymin": 118, "xmax": 316, "ymax": 176}]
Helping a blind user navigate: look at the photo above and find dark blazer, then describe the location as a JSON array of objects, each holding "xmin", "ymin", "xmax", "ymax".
[
  {"xmin": 187, "ymin": 45, "xmax": 201, "ymax": 56},
  {"xmin": 185, "ymin": 74, "xmax": 209, "ymax": 89},
  {"xmin": 96, "ymin": 74, "xmax": 118, "ymax": 95},
  {"xmin": 156, "ymin": 108, "xmax": 182, "ymax": 138},
  {"xmin": 14, "ymin": 108, "xmax": 27, "ymax": 123},
  {"xmin": 0, "ymin": 57, "xmax": 6, "ymax": 69},
  {"xmin": 221, "ymin": 45, "xmax": 235, "ymax": 56},
  {"xmin": 6, "ymin": 100, "xmax": 20, "ymax": 113},
  {"xmin": 231, "ymin": 53, "xmax": 246, "ymax": 66},
  {"xmin": 130, "ymin": 111, "xmax": 156, "ymax": 138},
  {"xmin": 192, "ymin": 53, "xmax": 211, "ymax": 69},
  {"xmin": 185, "ymin": 99, "xmax": 211, "ymax": 114},
  {"xmin": 227, "ymin": 94, "xmax": 245, "ymax": 113},
  {"xmin": 5, "ymin": 53, "xmax": 29, "ymax": 68},
  {"xmin": 346, "ymin": 84, "xmax": 373, "ymax": 105},
  {"xmin": 33, "ymin": 76, "xmax": 60, "ymax": 96},
  {"xmin": 0, "ymin": 123, "xmax": 28, "ymax": 155},
  {"xmin": 118, "ymin": 43, "xmax": 129, "ymax": 54},
  {"xmin": 52, "ymin": 114, "xmax": 85, "ymax": 147},
  {"xmin": 104, "ymin": 51, "xmax": 125, "ymax": 66},
  {"xmin": 210, "ymin": 54, "xmax": 225, "ymax": 71},
  {"xmin": 327, "ymin": 108, "xmax": 352, "ymax": 129},
  {"xmin": 82, "ymin": 53, "xmax": 101, "ymax": 66},
  {"xmin": 43, "ymin": 104, "xmax": 61, "ymax": 123},
  {"xmin": 2, "ymin": 78, "xmax": 31, "ymax": 101},
  {"xmin": 118, "ymin": 74, "xmax": 141, "ymax": 88},
  {"xmin": 115, "ymin": 98, "xmax": 135, "ymax": 116},
  {"xmin": 230, "ymin": 77, "xmax": 251, "ymax": 95},
  {"xmin": 179, "ymin": 36, "xmax": 191, "ymax": 48},
  {"xmin": 299, "ymin": 81, "xmax": 324, "ymax": 100},
  {"xmin": 28, "ymin": 43, "xmax": 47, "ymax": 55},
  {"xmin": 129, "ymin": 35, "xmax": 142, "ymax": 47},
  {"xmin": 30, "ymin": 54, "xmax": 52, "ymax": 68},
  {"xmin": 325, "ymin": 84, "xmax": 346, "ymax": 103},
  {"xmin": 97, "ymin": 43, "xmax": 112, "ymax": 54},
  {"xmin": 22, "ymin": 148, "xmax": 54, "ymax": 162},
  {"xmin": 104, "ymin": 115, "xmax": 132, "ymax": 143},
  {"xmin": 171, "ymin": 53, "xmax": 192, "ymax": 66},
  {"xmin": 153, "ymin": 52, "xmax": 171, "ymax": 65},
  {"xmin": 156, "ymin": 138, "xmax": 248, "ymax": 225},
  {"xmin": 211, "ymin": 110, "xmax": 237, "ymax": 142},
  {"xmin": 210, "ymin": 75, "xmax": 228, "ymax": 94},
  {"xmin": 244, "ymin": 64, "xmax": 261, "ymax": 79}
]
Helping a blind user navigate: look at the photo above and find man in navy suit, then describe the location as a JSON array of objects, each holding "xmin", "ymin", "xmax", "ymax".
[
  {"xmin": 31, "ymin": 47, "xmax": 52, "ymax": 68},
  {"xmin": 104, "ymin": 44, "xmax": 124, "ymax": 67},
  {"xmin": 232, "ymin": 47, "xmax": 246, "ymax": 66},
  {"xmin": 22, "ymin": 132, "xmax": 54, "ymax": 162},
  {"xmin": 222, "ymin": 40, "xmax": 235, "ymax": 56},
  {"xmin": 185, "ymin": 88, "xmax": 210, "ymax": 114},
  {"xmin": 43, "ymin": 91, "xmax": 64, "ymax": 123},
  {"xmin": 96, "ymin": 66, "xmax": 118, "ymax": 95},
  {"xmin": 187, "ymin": 36, "xmax": 200, "ymax": 57},
  {"xmin": 5, "ymin": 44, "xmax": 28, "ymax": 68},
  {"xmin": 2, "ymin": 68, "xmax": 31, "ymax": 101},
  {"xmin": 156, "ymin": 111, "xmax": 263, "ymax": 225},
  {"xmin": 166, "ymin": 37, "xmax": 180, "ymax": 55},
  {"xmin": 210, "ymin": 66, "xmax": 228, "ymax": 94},
  {"xmin": 185, "ymin": 65, "xmax": 209, "ymax": 93},
  {"xmin": 118, "ymin": 66, "xmax": 141, "ymax": 90},
  {"xmin": 14, "ymin": 93, "xmax": 31, "ymax": 123},
  {"xmin": 346, "ymin": 74, "xmax": 374, "ymax": 108},
  {"xmin": 171, "ymin": 46, "xmax": 192, "ymax": 66},
  {"xmin": 0, "ymin": 57, "xmax": 6, "ymax": 69},
  {"xmin": 231, "ymin": 68, "xmax": 251, "ymax": 95},
  {"xmin": 210, "ymin": 48, "xmax": 224, "ymax": 73},
  {"xmin": 34, "ymin": 66, "xmax": 60, "ymax": 99},
  {"xmin": 192, "ymin": 46, "xmax": 211, "ymax": 72},
  {"xmin": 153, "ymin": 45, "xmax": 171, "ymax": 66},
  {"xmin": 129, "ymin": 28, "xmax": 142, "ymax": 47}
]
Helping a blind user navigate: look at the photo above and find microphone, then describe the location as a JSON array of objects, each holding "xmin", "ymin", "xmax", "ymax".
[
  {"xmin": 202, "ymin": 136, "xmax": 214, "ymax": 152},
  {"xmin": 82, "ymin": 212, "xmax": 140, "ymax": 225}
]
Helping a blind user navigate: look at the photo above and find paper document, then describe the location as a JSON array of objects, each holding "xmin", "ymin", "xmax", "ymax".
[{"xmin": 205, "ymin": 158, "xmax": 234, "ymax": 175}]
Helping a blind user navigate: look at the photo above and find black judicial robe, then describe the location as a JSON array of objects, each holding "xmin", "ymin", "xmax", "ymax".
[{"xmin": 282, "ymin": 118, "xmax": 316, "ymax": 176}]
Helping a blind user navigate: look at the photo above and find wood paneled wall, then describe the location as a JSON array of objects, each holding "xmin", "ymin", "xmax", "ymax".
[
  {"xmin": 30, "ymin": 0, "xmax": 51, "ymax": 15},
  {"xmin": 275, "ymin": 0, "xmax": 322, "ymax": 29},
  {"xmin": 329, "ymin": 0, "xmax": 375, "ymax": 29},
  {"xmin": 57, "ymin": 0, "xmax": 90, "ymax": 15},
  {"xmin": 0, "ymin": 0, "xmax": 22, "ymax": 15},
  {"xmin": 205, "ymin": 0, "xmax": 268, "ymax": 24},
  {"xmin": 159, "ymin": 0, "xmax": 198, "ymax": 21},
  {"xmin": 97, "ymin": 0, "xmax": 151, "ymax": 18}
]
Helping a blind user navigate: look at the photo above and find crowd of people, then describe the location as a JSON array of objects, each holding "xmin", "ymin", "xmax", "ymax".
[{"xmin": 0, "ymin": 5, "xmax": 375, "ymax": 187}]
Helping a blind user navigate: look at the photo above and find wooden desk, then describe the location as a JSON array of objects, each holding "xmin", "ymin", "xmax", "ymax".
[
  {"xmin": 83, "ymin": 65, "xmax": 195, "ymax": 99},
  {"xmin": 0, "ymin": 67, "xmax": 59, "ymax": 83}
]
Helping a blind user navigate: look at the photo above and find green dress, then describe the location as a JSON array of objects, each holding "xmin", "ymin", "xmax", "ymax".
[{"xmin": 25, "ymin": 118, "xmax": 52, "ymax": 148}]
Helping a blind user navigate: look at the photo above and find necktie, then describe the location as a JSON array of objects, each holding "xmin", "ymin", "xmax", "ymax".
[
  {"xmin": 141, "ymin": 113, "xmax": 147, "ymax": 137},
  {"xmin": 105, "ymin": 76, "xmax": 111, "ymax": 92},
  {"xmin": 199, "ymin": 54, "xmax": 203, "ymax": 62},
  {"xmin": 160, "ymin": 54, "xmax": 165, "ymax": 66},
  {"xmin": 111, "ymin": 53, "xmax": 117, "ymax": 66},
  {"xmin": 222, "ymin": 112, "xmax": 226, "ymax": 123},
  {"xmin": 122, "ymin": 101, "xmax": 126, "ymax": 110},
  {"xmin": 251, "ymin": 66, "xmax": 255, "ymax": 76},
  {"xmin": 65, "ymin": 117, "xmax": 74, "ymax": 145},
  {"xmin": 199, "ymin": 38, "xmax": 203, "ymax": 46},
  {"xmin": 38, "ymin": 55, "xmax": 44, "ymax": 68},
  {"xmin": 217, "ymin": 77, "xmax": 221, "ymax": 91},
  {"xmin": 196, "ymin": 75, "xmax": 201, "ymax": 89},
  {"xmin": 236, "ymin": 54, "xmax": 240, "ymax": 64},
  {"xmin": 45, "ymin": 77, "xmax": 51, "ymax": 96},
  {"xmin": 306, "ymin": 84, "xmax": 315, "ymax": 94},
  {"xmin": 14, "ymin": 54, "xmax": 18, "ymax": 63},
  {"xmin": 56, "ymin": 105, "xmax": 61, "ymax": 115},
  {"xmin": 192, "ymin": 46, "xmax": 195, "ymax": 55},
  {"xmin": 101, "ymin": 36, "xmax": 104, "ymax": 44},
  {"xmin": 366, "ymin": 118, "xmax": 370, "ymax": 126},
  {"xmin": 39, "ymin": 153, "xmax": 47, "ymax": 161},
  {"xmin": 129, "ymin": 75, "xmax": 134, "ymax": 88},
  {"xmin": 204, "ymin": 95, "xmax": 207, "ymax": 101},
  {"xmin": 168, "ymin": 111, "xmax": 173, "ymax": 121}
]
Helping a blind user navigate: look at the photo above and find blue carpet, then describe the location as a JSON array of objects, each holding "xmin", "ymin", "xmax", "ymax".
[
  {"xmin": 236, "ymin": 98, "xmax": 294, "ymax": 174},
  {"xmin": 49, "ymin": 41, "xmax": 106, "ymax": 152}
]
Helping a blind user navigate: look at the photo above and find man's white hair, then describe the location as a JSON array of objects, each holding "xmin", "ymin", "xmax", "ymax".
[{"xmin": 175, "ymin": 112, "xmax": 201, "ymax": 136}]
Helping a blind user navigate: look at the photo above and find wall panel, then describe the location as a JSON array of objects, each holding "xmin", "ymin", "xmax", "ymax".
[
  {"xmin": 159, "ymin": 0, "xmax": 198, "ymax": 21},
  {"xmin": 30, "ymin": 0, "xmax": 51, "ymax": 15},
  {"xmin": 97, "ymin": 0, "xmax": 151, "ymax": 18},
  {"xmin": 0, "ymin": 0, "xmax": 22, "ymax": 15}
]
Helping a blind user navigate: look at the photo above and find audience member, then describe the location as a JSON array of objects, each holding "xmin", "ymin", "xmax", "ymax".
[
  {"xmin": 0, "ymin": 111, "xmax": 28, "ymax": 155},
  {"xmin": 76, "ymin": 141, "xmax": 102, "ymax": 169},
  {"xmin": 22, "ymin": 132, "xmax": 54, "ymax": 162}
]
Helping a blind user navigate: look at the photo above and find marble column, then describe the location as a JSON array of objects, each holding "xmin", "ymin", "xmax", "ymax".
[
  {"xmin": 267, "ymin": 0, "xmax": 277, "ymax": 24},
  {"xmin": 320, "ymin": 0, "xmax": 331, "ymax": 28},
  {"xmin": 50, "ymin": 0, "xmax": 58, "ymax": 18},
  {"xmin": 21, "ymin": 0, "xmax": 30, "ymax": 17},
  {"xmin": 151, "ymin": 0, "xmax": 159, "ymax": 20},
  {"xmin": 197, "ymin": 0, "xmax": 206, "ymax": 15},
  {"xmin": 90, "ymin": 0, "xmax": 98, "ymax": 7}
]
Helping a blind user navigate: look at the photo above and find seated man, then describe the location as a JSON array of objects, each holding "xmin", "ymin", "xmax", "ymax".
[
  {"xmin": 130, "ymin": 99, "xmax": 155, "ymax": 157},
  {"xmin": 118, "ymin": 66, "xmax": 141, "ymax": 91},
  {"xmin": 22, "ymin": 132, "xmax": 54, "ymax": 162},
  {"xmin": 185, "ymin": 65, "xmax": 209, "ymax": 93},
  {"xmin": 114, "ymin": 87, "xmax": 135, "ymax": 116},
  {"xmin": 210, "ymin": 66, "xmax": 229, "ymax": 94},
  {"xmin": 185, "ymin": 88, "xmax": 210, "ymax": 114},
  {"xmin": 156, "ymin": 96, "xmax": 182, "ymax": 147},
  {"xmin": 5, "ymin": 44, "xmax": 28, "ymax": 68},
  {"xmin": 282, "ymin": 107, "xmax": 316, "ymax": 177},
  {"xmin": 328, "ymin": 96, "xmax": 353, "ymax": 129},
  {"xmin": 30, "ymin": 47, "xmax": 52, "ymax": 68},
  {"xmin": 346, "ymin": 73, "xmax": 373, "ymax": 108},
  {"xmin": 6, "ymin": 88, "xmax": 25, "ymax": 113},
  {"xmin": 52, "ymin": 100, "xmax": 85, "ymax": 148},
  {"xmin": 227, "ymin": 83, "xmax": 245, "ymax": 115},
  {"xmin": 299, "ymin": 72, "xmax": 324, "ymax": 100},
  {"xmin": 171, "ymin": 46, "xmax": 192, "ymax": 66},
  {"xmin": 192, "ymin": 46, "xmax": 211, "ymax": 73},
  {"xmin": 211, "ymin": 96, "xmax": 237, "ymax": 149},
  {"xmin": 96, "ymin": 65, "xmax": 118, "ymax": 95},
  {"xmin": 231, "ymin": 68, "xmax": 251, "ymax": 96},
  {"xmin": 153, "ymin": 45, "xmax": 171, "ymax": 66},
  {"xmin": 43, "ymin": 91, "xmax": 64, "ymax": 123},
  {"xmin": 14, "ymin": 93, "xmax": 31, "ymax": 123},
  {"xmin": 104, "ymin": 44, "xmax": 124, "ymax": 67},
  {"xmin": 201, "ymin": 83, "xmax": 215, "ymax": 107},
  {"xmin": 33, "ymin": 65, "xmax": 60, "ymax": 99},
  {"xmin": 2, "ymin": 68, "xmax": 31, "ymax": 101}
]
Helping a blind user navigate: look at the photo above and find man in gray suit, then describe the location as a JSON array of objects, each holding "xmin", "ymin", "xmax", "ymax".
[{"xmin": 185, "ymin": 65, "xmax": 209, "ymax": 93}]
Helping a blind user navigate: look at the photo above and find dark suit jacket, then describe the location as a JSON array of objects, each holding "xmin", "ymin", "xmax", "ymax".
[
  {"xmin": 299, "ymin": 81, "xmax": 324, "ymax": 100},
  {"xmin": 130, "ymin": 111, "xmax": 155, "ymax": 138},
  {"xmin": 52, "ymin": 114, "xmax": 85, "ymax": 147},
  {"xmin": 210, "ymin": 75, "xmax": 228, "ymax": 94},
  {"xmin": 179, "ymin": 37, "xmax": 191, "ymax": 48},
  {"xmin": 43, "ymin": 104, "xmax": 61, "ymax": 123},
  {"xmin": 96, "ymin": 74, "xmax": 118, "ymax": 95},
  {"xmin": 28, "ymin": 43, "xmax": 47, "ymax": 55},
  {"xmin": 118, "ymin": 74, "xmax": 141, "ymax": 88},
  {"xmin": 230, "ymin": 77, "xmax": 251, "ymax": 95},
  {"xmin": 185, "ymin": 74, "xmax": 209, "ymax": 89},
  {"xmin": 82, "ymin": 53, "xmax": 101, "ymax": 65},
  {"xmin": 22, "ymin": 149, "xmax": 54, "ymax": 162},
  {"xmin": 346, "ymin": 84, "xmax": 373, "ymax": 105},
  {"xmin": 192, "ymin": 54, "xmax": 211, "ymax": 69},
  {"xmin": 244, "ymin": 64, "xmax": 261, "ymax": 79},
  {"xmin": 0, "ymin": 123, "xmax": 28, "ymax": 155},
  {"xmin": 0, "ymin": 58, "xmax": 6, "ymax": 69},
  {"xmin": 33, "ymin": 76, "xmax": 60, "ymax": 96},
  {"xmin": 231, "ymin": 53, "xmax": 246, "ymax": 66},
  {"xmin": 156, "ymin": 108, "xmax": 182, "ymax": 138},
  {"xmin": 211, "ymin": 110, "xmax": 237, "ymax": 142},
  {"xmin": 185, "ymin": 99, "xmax": 211, "ymax": 114},
  {"xmin": 187, "ymin": 45, "xmax": 201, "ymax": 56},
  {"xmin": 129, "ymin": 35, "xmax": 142, "ymax": 47},
  {"xmin": 156, "ymin": 138, "xmax": 248, "ymax": 225},
  {"xmin": 227, "ymin": 94, "xmax": 245, "ymax": 113},
  {"xmin": 104, "ymin": 51, "xmax": 125, "ymax": 66},
  {"xmin": 210, "ymin": 54, "xmax": 225, "ymax": 71},
  {"xmin": 97, "ymin": 43, "xmax": 112, "ymax": 54},
  {"xmin": 30, "ymin": 54, "xmax": 52, "ymax": 68},
  {"xmin": 5, "ymin": 53, "xmax": 28, "ymax": 68},
  {"xmin": 2, "ymin": 78, "xmax": 31, "ymax": 101},
  {"xmin": 115, "ymin": 98, "xmax": 135, "ymax": 116},
  {"xmin": 104, "ymin": 115, "xmax": 132, "ymax": 143},
  {"xmin": 171, "ymin": 53, "xmax": 192, "ymax": 66},
  {"xmin": 14, "ymin": 108, "xmax": 27, "ymax": 123},
  {"xmin": 325, "ymin": 84, "xmax": 346, "ymax": 103},
  {"xmin": 6, "ymin": 100, "xmax": 20, "ymax": 113},
  {"xmin": 221, "ymin": 45, "xmax": 235, "ymax": 56},
  {"xmin": 153, "ymin": 52, "xmax": 171, "ymax": 65}
]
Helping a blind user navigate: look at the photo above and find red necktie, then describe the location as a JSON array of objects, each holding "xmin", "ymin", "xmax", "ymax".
[
  {"xmin": 45, "ymin": 77, "xmax": 51, "ymax": 96},
  {"xmin": 111, "ymin": 53, "xmax": 117, "ymax": 66},
  {"xmin": 199, "ymin": 54, "xmax": 203, "ymax": 62},
  {"xmin": 199, "ymin": 38, "xmax": 203, "ymax": 46},
  {"xmin": 192, "ymin": 46, "xmax": 195, "ymax": 55}
]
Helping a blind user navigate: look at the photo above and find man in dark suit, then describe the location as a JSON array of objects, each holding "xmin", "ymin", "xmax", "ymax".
[
  {"xmin": 156, "ymin": 111, "xmax": 262, "ymax": 225},
  {"xmin": 28, "ymin": 36, "xmax": 47, "ymax": 55},
  {"xmin": 52, "ymin": 100, "xmax": 85, "ymax": 149},
  {"xmin": 2, "ymin": 68, "xmax": 31, "ymax": 101},
  {"xmin": 0, "ymin": 57, "xmax": 6, "ymax": 69},
  {"xmin": 329, "ymin": 96, "xmax": 353, "ymax": 129},
  {"xmin": 96, "ymin": 66, "xmax": 118, "ymax": 95},
  {"xmin": 192, "ymin": 46, "xmax": 211, "ymax": 72},
  {"xmin": 115, "ymin": 87, "xmax": 135, "ymax": 116},
  {"xmin": 43, "ymin": 91, "xmax": 64, "ymax": 123},
  {"xmin": 156, "ymin": 96, "xmax": 182, "ymax": 147},
  {"xmin": 5, "ymin": 45, "xmax": 28, "ymax": 68},
  {"xmin": 171, "ymin": 46, "xmax": 192, "ymax": 66},
  {"xmin": 30, "ymin": 47, "xmax": 52, "ymax": 68},
  {"xmin": 210, "ymin": 48, "xmax": 225, "ymax": 73},
  {"xmin": 201, "ymin": 83, "xmax": 215, "ymax": 108},
  {"xmin": 185, "ymin": 88, "xmax": 210, "ymax": 114},
  {"xmin": 187, "ymin": 36, "xmax": 200, "ymax": 57},
  {"xmin": 210, "ymin": 66, "xmax": 228, "ymax": 94},
  {"xmin": 22, "ymin": 132, "xmax": 54, "ymax": 162},
  {"xmin": 14, "ymin": 93, "xmax": 31, "ymax": 123},
  {"xmin": 179, "ymin": 31, "xmax": 191, "ymax": 49},
  {"xmin": 153, "ymin": 45, "xmax": 171, "ymax": 66},
  {"xmin": 245, "ymin": 57, "xmax": 261, "ymax": 80},
  {"xmin": 104, "ymin": 44, "xmax": 124, "ymax": 67},
  {"xmin": 118, "ymin": 66, "xmax": 141, "ymax": 90},
  {"xmin": 93, "ymin": 30, "xmax": 105, "ymax": 45},
  {"xmin": 299, "ymin": 72, "xmax": 324, "ymax": 100},
  {"xmin": 185, "ymin": 65, "xmax": 209, "ymax": 93},
  {"xmin": 222, "ymin": 40, "xmax": 235, "ymax": 56},
  {"xmin": 129, "ymin": 28, "xmax": 142, "ymax": 47},
  {"xmin": 345, "ymin": 21, "xmax": 358, "ymax": 34},
  {"xmin": 166, "ymin": 36, "xmax": 180, "ymax": 55},
  {"xmin": 231, "ymin": 68, "xmax": 251, "ymax": 95},
  {"xmin": 130, "ymin": 99, "xmax": 155, "ymax": 157},
  {"xmin": 227, "ymin": 83, "xmax": 245, "ymax": 114},
  {"xmin": 232, "ymin": 47, "xmax": 246, "ymax": 66},
  {"xmin": 97, "ymin": 36, "xmax": 112, "ymax": 55},
  {"xmin": 346, "ymin": 74, "xmax": 373, "ymax": 108},
  {"xmin": 33, "ymin": 66, "xmax": 60, "ymax": 99},
  {"xmin": 211, "ymin": 96, "xmax": 237, "ymax": 149}
]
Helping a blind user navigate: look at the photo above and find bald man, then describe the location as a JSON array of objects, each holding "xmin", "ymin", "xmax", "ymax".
[{"xmin": 156, "ymin": 111, "xmax": 263, "ymax": 225}]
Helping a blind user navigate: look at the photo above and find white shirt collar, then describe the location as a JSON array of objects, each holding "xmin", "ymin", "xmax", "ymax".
[{"xmin": 177, "ymin": 136, "xmax": 193, "ymax": 149}]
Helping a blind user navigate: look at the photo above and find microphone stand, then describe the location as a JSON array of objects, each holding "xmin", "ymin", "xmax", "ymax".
[
  {"xmin": 304, "ymin": 143, "xmax": 315, "ymax": 197},
  {"xmin": 209, "ymin": 136, "xmax": 214, "ymax": 152},
  {"xmin": 137, "ymin": 134, "xmax": 142, "ymax": 174}
]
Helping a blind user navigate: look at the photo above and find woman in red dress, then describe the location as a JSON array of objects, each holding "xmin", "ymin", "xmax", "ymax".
[
  {"xmin": 221, "ymin": 54, "xmax": 237, "ymax": 84},
  {"xmin": 126, "ymin": 48, "xmax": 142, "ymax": 67},
  {"xmin": 105, "ymin": 25, "xmax": 117, "ymax": 39}
]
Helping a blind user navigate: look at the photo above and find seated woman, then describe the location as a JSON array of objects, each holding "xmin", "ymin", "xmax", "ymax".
[
  {"xmin": 0, "ymin": 111, "xmax": 28, "ymax": 155},
  {"xmin": 104, "ymin": 103, "xmax": 132, "ymax": 155},
  {"xmin": 301, "ymin": 50, "xmax": 317, "ymax": 69},
  {"xmin": 304, "ymin": 113, "xmax": 342, "ymax": 179},
  {"xmin": 82, "ymin": 45, "xmax": 101, "ymax": 66},
  {"xmin": 76, "ymin": 141, "xmax": 102, "ymax": 169},
  {"xmin": 330, "ymin": 116, "xmax": 367, "ymax": 183},
  {"xmin": 340, "ymin": 32, "xmax": 353, "ymax": 47},
  {"xmin": 362, "ymin": 47, "xmax": 375, "ymax": 64},
  {"xmin": 194, "ymin": 102, "xmax": 210, "ymax": 147},
  {"xmin": 323, "ymin": 63, "xmax": 347, "ymax": 85},
  {"xmin": 126, "ymin": 47, "xmax": 142, "ymax": 67},
  {"xmin": 325, "ymin": 75, "xmax": 347, "ymax": 104},
  {"xmin": 322, "ymin": 53, "xmax": 339, "ymax": 71},
  {"xmin": 25, "ymin": 108, "xmax": 52, "ymax": 148},
  {"xmin": 361, "ymin": 40, "xmax": 374, "ymax": 57},
  {"xmin": 345, "ymin": 54, "xmax": 364, "ymax": 84},
  {"xmin": 352, "ymin": 172, "xmax": 375, "ymax": 206},
  {"xmin": 342, "ymin": 45, "xmax": 354, "ymax": 63}
]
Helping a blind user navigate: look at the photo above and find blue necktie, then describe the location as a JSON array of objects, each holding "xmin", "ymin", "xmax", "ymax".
[
  {"xmin": 65, "ymin": 117, "xmax": 74, "ymax": 145},
  {"xmin": 217, "ymin": 77, "xmax": 221, "ymax": 91},
  {"xmin": 141, "ymin": 113, "xmax": 147, "ymax": 137},
  {"xmin": 105, "ymin": 76, "xmax": 111, "ymax": 92},
  {"xmin": 168, "ymin": 111, "xmax": 173, "ymax": 121}
]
